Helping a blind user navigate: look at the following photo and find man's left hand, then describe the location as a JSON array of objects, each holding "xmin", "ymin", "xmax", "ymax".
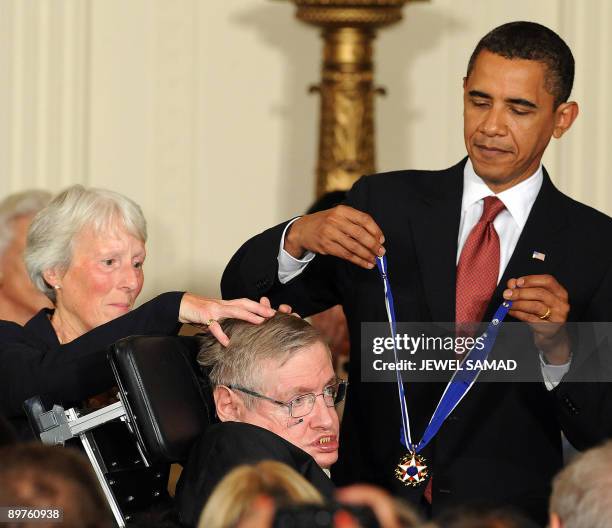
[{"xmin": 503, "ymin": 274, "xmax": 571, "ymax": 364}]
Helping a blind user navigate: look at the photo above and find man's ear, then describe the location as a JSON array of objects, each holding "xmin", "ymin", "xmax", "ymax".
[
  {"xmin": 553, "ymin": 101, "xmax": 579, "ymax": 139},
  {"xmin": 213, "ymin": 386, "xmax": 243, "ymax": 422},
  {"xmin": 549, "ymin": 512, "xmax": 563, "ymax": 528}
]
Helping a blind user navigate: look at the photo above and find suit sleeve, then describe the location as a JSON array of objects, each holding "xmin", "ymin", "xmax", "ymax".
[
  {"xmin": 0, "ymin": 291, "xmax": 184, "ymax": 417},
  {"xmin": 221, "ymin": 177, "xmax": 371, "ymax": 317},
  {"xmin": 554, "ymin": 263, "xmax": 612, "ymax": 449}
]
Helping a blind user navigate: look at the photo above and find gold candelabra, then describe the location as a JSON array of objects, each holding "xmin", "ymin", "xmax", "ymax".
[{"xmin": 288, "ymin": 0, "xmax": 409, "ymax": 196}]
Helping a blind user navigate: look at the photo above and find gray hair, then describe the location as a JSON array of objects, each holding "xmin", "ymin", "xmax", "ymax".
[
  {"xmin": 25, "ymin": 185, "xmax": 147, "ymax": 302},
  {"xmin": 549, "ymin": 440, "xmax": 612, "ymax": 528},
  {"xmin": 0, "ymin": 190, "xmax": 52, "ymax": 257},
  {"xmin": 197, "ymin": 313, "xmax": 328, "ymax": 409}
]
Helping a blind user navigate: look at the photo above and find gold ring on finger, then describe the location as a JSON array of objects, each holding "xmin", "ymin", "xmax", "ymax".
[
  {"xmin": 205, "ymin": 318, "xmax": 218, "ymax": 326},
  {"xmin": 538, "ymin": 307, "xmax": 551, "ymax": 320}
]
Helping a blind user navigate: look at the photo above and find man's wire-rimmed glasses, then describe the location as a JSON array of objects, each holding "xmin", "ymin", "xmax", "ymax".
[{"xmin": 228, "ymin": 379, "xmax": 347, "ymax": 419}]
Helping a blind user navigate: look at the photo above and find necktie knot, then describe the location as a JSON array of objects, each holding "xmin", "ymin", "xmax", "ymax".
[
  {"xmin": 456, "ymin": 195, "xmax": 505, "ymax": 326},
  {"xmin": 481, "ymin": 196, "xmax": 505, "ymax": 224}
]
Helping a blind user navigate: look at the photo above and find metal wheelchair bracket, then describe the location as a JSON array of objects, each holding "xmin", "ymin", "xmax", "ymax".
[
  {"xmin": 39, "ymin": 401, "xmax": 127, "ymax": 445},
  {"xmin": 37, "ymin": 401, "xmax": 129, "ymax": 527}
]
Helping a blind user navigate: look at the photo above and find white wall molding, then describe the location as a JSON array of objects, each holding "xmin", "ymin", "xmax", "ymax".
[{"xmin": 0, "ymin": 0, "xmax": 90, "ymax": 196}]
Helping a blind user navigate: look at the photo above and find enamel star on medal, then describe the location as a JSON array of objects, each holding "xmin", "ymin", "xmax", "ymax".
[{"xmin": 395, "ymin": 452, "xmax": 428, "ymax": 487}]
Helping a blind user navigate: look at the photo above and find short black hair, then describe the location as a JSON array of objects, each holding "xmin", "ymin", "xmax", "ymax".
[{"xmin": 466, "ymin": 21, "xmax": 574, "ymax": 108}]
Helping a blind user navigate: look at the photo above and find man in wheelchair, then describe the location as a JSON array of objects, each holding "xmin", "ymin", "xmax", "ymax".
[{"xmin": 175, "ymin": 313, "xmax": 344, "ymax": 527}]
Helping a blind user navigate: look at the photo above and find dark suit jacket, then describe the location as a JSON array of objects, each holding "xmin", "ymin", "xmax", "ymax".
[
  {"xmin": 174, "ymin": 421, "xmax": 335, "ymax": 527},
  {"xmin": 221, "ymin": 159, "xmax": 612, "ymax": 524},
  {"xmin": 0, "ymin": 291, "xmax": 183, "ymax": 438}
]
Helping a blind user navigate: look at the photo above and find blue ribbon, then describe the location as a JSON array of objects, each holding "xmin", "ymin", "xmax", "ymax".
[{"xmin": 376, "ymin": 255, "xmax": 512, "ymax": 454}]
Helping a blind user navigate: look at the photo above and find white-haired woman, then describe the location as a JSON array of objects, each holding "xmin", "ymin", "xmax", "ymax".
[{"xmin": 0, "ymin": 185, "xmax": 278, "ymax": 438}]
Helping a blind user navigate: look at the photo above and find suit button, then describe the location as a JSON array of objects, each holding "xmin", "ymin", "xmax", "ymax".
[{"xmin": 562, "ymin": 395, "xmax": 579, "ymax": 415}]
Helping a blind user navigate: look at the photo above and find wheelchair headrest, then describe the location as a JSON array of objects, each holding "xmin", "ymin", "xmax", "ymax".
[{"xmin": 108, "ymin": 335, "xmax": 214, "ymax": 465}]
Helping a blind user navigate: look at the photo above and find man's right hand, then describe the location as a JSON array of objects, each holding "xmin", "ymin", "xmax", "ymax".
[{"xmin": 284, "ymin": 205, "xmax": 385, "ymax": 269}]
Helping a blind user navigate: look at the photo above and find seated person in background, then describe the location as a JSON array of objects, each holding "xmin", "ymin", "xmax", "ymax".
[
  {"xmin": 0, "ymin": 443, "xmax": 112, "ymax": 528},
  {"xmin": 549, "ymin": 440, "xmax": 612, "ymax": 528},
  {"xmin": 198, "ymin": 460, "xmax": 324, "ymax": 528},
  {"xmin": 0, "ymin": 190, "xmax": 52, "ymax": 324},
  {"xmin": 175, "ymin": 313, "xmax": 344, "ymax": 527}
]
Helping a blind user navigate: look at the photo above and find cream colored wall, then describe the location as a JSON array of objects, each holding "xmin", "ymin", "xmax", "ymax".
[{"xmin": 1, "ymin": 0, "xmax": 610, "ymax": 302}]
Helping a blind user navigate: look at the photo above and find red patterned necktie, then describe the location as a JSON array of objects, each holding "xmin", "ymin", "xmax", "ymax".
[
  {"xmin": 456, "ymin": 196, "xmax": 506, "ymax": 326},
  {"xmin": 423, "ymin": 196, "xmax": 505, "ymax": 505}
]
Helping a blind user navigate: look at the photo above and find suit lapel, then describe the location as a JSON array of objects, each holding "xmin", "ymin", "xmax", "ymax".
[
  {"xmin": 410, "ymin": 163, "xmax": 569, "ymax": 323},
  {"xmin": 410, "ymin": 162, "xmax": 465, "ymax": 322},
  {"xmin": 483, "ymin": 168, "xmax": 570, "ymax": 321}
]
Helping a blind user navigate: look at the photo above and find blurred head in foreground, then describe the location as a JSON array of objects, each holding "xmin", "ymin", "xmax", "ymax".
[
  {"xmin": 0, "ymin": 443, "xmax": 111, "ymax": 528},
  {"xmin": 198, "ymin": 460, "xmax": 323, "ymax": 528},
  {"xmin": 549, "ymin": 440, "xmax": 612, "ymax": 528}
]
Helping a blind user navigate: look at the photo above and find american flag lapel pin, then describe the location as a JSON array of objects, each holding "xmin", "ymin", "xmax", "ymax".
[{"xmin": 532, "ymin": 250, "xmax": 546, "ymax": 261}]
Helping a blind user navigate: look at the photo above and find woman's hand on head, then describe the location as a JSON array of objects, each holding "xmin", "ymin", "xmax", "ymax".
[
  {"xmin": 179, "ymin": 294, "xmax": 277, "ymax": 346},
  {"xmin": 258, "ymin": 296, "xmax": 295, "ymax": 316}
]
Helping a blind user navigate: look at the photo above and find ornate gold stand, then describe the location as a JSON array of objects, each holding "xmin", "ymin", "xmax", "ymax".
[{"xmin": 289, "ymin": 0, "xmax": 409, "ymax": 196}]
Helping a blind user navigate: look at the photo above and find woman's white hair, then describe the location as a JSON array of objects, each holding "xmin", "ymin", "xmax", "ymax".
[
  {"xmin": 25, "ymin": 185, "xmax": 147, "ymax": 302},
  {"xmin": 0, "ymin": 190, "xmax": 52, "ymax": 257}
]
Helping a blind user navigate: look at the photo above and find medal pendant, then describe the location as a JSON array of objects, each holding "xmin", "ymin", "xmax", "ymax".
[{"xmin": 395, "ymin": 452, "xmax": 428, "ymax": 487}]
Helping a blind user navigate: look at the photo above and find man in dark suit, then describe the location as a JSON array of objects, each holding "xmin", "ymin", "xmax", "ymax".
[{"xmin": 221, "ymin": 22, "xmax": 612, "ymax": 524}]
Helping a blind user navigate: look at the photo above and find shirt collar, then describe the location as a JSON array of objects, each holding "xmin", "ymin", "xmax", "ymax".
[{"xmin": 462, "ymin": 158, "xmax": 543, "ymax": 230}]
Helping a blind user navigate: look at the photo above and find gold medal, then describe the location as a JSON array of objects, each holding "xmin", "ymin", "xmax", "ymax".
[{"xmin": 395, "ymin": 452, "xmax": 428, "ymax": 487}]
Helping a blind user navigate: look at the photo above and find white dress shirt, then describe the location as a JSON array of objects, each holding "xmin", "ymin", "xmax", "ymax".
[
  {"xmin": 277, "ymin": 159, "xmax": 570, "ymax": 388},
  {"xmin": 458, "ymin": 159, "xmax": 542, "ymax": 282},
  {"xmin": 277, "ymin": 217, "xmax": 316, "ymax": 283}
]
